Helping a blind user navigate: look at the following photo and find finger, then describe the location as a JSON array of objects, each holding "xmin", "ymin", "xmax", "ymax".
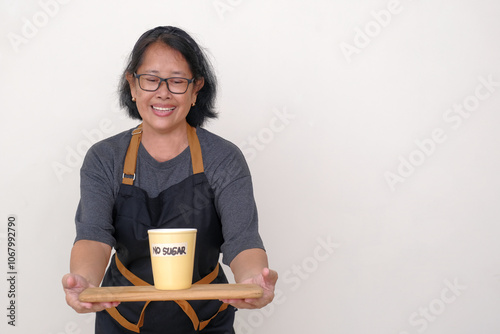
[
  {"xmin": 220, "ymin": 299, "xmax": 246, "ymax": 306},
  {"xmin": 64, "ymin": 273, "xmax": 88, "ymax": 291},
  {"xmin": 77, "ymin": 301, "xmax": 120, "ymax": 314},
  {"xmin": 92, "ymin": 302, "xmax": 120, "ymax": 311},
  {"xmin": 262, "ymin": 269, "xmax": 278, "ymax": 287},
  {"xmin": 80, "ymin": 302, "xmax": 94, "ymax": 310},
  {"xmin": 220, "ymin": 299, "xmax": 257, "ymax": 309},
  {"xmin": 62, "ymin": 274, "xmax": 75, "ymax": 289},
  {"xmin": 103, "ymin": 302, "xmax": 121, "ymax": 309},
  {"xmin": 221, "ymin": 296, "xmax": 268, "ymax": 309},
  {"xmin": 76, "ymin": 296, "xmax": 119, "ymax": 310}
]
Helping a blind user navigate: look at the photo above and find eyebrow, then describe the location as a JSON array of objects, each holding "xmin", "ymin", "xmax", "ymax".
[{"xmin": 144, "ymin": 70, "xmax": 187, "ymax": 76}]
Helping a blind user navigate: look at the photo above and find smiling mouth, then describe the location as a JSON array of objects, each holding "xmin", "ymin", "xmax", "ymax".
[{"xmin": 152, "ymin": 106, "xmax": 175, "ymax": 112}]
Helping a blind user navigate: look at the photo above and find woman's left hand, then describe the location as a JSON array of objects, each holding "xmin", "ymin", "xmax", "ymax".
[{"xmin": 221, "ymin": 267, "xmax": 278, "ymax": 309}]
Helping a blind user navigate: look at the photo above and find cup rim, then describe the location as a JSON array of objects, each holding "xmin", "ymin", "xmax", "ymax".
[{"xmin": 148, "ymin": 228, "xmax": 197, "ymax": 234}]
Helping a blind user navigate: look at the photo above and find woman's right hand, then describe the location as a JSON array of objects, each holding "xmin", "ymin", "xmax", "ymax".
[{"xmin": 62, "ymin": 273, "xmax": 120, "ymax": 313}]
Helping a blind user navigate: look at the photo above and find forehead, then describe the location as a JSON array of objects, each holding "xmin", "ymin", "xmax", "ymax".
[{"xmin": 139, "ymin": 42, "xmax": 191, "ymax": 74}]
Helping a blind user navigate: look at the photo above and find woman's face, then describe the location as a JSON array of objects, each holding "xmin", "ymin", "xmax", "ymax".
[{"xmin": 127, "ymin": 42, "xmax": 204, "ymax": 135}]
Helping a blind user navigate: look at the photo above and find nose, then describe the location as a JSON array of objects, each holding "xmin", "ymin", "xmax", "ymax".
[{"xmin": 156, "ymin": 80, "xmax": 171, "ymax": 98}]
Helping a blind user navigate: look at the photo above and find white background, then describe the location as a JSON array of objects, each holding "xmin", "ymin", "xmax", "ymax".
[{"xmin": 1, "ymin": 0, "xmax": 500, "ymax": 333}]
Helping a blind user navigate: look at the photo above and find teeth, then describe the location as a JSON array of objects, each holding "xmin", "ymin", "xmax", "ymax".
[{"xmin": 153, "ymin": 106, "xmax": 175, "ymax": 111}]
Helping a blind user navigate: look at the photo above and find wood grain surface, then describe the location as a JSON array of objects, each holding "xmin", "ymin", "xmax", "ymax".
[{"xmin": 79, "ymin": 284, "xmax": 263, "ymax": 302}]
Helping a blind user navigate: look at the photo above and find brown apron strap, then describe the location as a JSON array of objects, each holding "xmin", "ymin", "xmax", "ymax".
[
  {"xmin": 115, "ymin": 252, "xmax": 149, "ymax": 286},
  {"xmin": 105, "ymin": 254, "xmax": 151, "ymax": 332},
  {"xmin": 173, "ymin": 262, "xmax": 225, "ymax": 331},
  {"xmin": 106, "ymin": 254, "xmax": 229, "ymax": 332},
  {"xmin": 122, "ymin": 124, "xmax": 143, "ymax": 185},
  {"xmin": 122, "ymin": 124, "xmax": 203, "ymax": 186},
  {"xmin": 186, "ymin": 125, "xmax": 204, "ymax": 174},
  {"xmin": 105, "ymin": 302, "xmax": 150, "ymax": 333},
  {"xmin": 199, "ymin": 303, "xmax": 229, "ymax": 330},
  {"xmin": 173, "ymin": 299, "xmax": 229, "ymax": 331},
  {"xmin": 195, "ymin": 260, "xmax": 221, "ymax": 284}
]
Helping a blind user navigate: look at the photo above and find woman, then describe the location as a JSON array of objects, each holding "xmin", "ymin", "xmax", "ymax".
[{"xmin": 62, "ymin": 26, "xmax": 277, "ymax": 333}]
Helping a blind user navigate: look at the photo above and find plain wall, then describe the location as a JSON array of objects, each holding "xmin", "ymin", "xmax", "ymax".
[{"xmin": 1, "ymin": 0, "xmax": 500, "ymax": 333}]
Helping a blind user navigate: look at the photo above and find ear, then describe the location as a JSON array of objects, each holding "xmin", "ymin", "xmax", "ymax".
[
  {"xmin": 193, "ymin": 77, "xmax": 205, "ymax": 96},
  {"xmin": 126, "ymin": 72, "xmax": 137, "ymax": 94}
]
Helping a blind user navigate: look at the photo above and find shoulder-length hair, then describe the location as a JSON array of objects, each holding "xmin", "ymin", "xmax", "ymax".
[{"xmin": 119, "ymin": 26, "xmax": 217, "ymax": 127}]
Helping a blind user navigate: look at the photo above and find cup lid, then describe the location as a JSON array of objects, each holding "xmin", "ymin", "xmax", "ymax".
[{"xmin": 148, "ymin": 228, "xmax": 197, "ymax": 234}]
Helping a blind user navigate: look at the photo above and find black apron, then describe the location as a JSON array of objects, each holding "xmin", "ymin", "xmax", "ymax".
[{"xmin": 95, "ymin": 124, "xmax": 235, "ymax": 333}]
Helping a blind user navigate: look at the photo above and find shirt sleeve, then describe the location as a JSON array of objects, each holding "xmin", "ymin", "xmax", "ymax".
[
  {"xmin": 204, "ymin": 136, "xmax": 265, "ymax": 266},
  {"xmin": 74, "ymin": 143, "xmax": 118, "ymax": 247}
]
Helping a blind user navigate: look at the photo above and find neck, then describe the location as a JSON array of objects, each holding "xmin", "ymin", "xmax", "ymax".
[{"xmin": 141, "ymin": 122, "xmax": 190, "ymax": 162}]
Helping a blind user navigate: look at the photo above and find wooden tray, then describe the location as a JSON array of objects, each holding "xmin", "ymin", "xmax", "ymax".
[{"xmin": 80, "ymin": 284, "xmax": 263, "ymax": 302}]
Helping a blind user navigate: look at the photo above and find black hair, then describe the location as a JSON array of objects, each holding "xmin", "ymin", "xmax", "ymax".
[{"xmin": 119, "ymin": 26, "xmax": 217, "ymax": 127}]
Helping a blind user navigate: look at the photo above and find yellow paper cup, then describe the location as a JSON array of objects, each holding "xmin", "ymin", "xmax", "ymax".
[{"xmin": 148, "ymin": 228, "xmax": 197, "ymax": 290}]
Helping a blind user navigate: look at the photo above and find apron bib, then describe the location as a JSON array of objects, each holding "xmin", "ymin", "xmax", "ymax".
[{"xmin": 95, "ymin": 124, "xmax": 235, "ymax": 333}]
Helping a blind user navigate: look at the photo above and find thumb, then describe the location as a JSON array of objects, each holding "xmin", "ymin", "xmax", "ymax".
[
  {"xmin": 62, "ymin": 273, "xmax": 89, "ymax": 290},
  {"xmin": 262, "ymin": 268, "xmax": 278, "ymax": 286},
  {"xmin": 62, "ymin": 273, "xmax": 75, "ymax": 289}
]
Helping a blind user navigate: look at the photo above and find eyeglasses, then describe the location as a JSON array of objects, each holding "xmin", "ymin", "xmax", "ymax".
[{"xmin": 134, "ymin": 73, "xmax": 195, "ymax": 94}]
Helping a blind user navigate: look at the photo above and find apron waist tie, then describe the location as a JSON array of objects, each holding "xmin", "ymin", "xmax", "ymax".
[{"xmin": 105, "ymin": 254, "xmax": 229, "ymax": 333}]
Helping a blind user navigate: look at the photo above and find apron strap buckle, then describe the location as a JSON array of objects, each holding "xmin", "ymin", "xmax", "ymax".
[{"xmin": 122, "ymin": 173, "xmax": 136, "ymax": 181}]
